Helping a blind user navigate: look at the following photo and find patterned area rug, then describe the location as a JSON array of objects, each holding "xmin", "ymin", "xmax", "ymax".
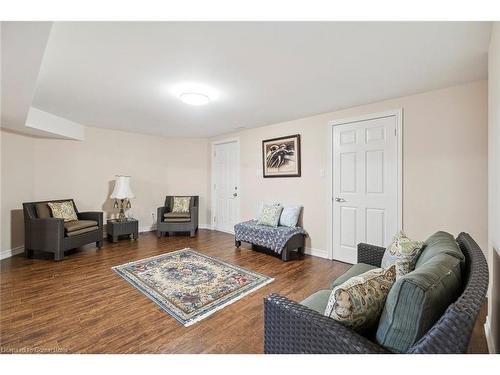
[{"xmin": 112, "ymin": 248, "xmax": 274, "ymax": 326}]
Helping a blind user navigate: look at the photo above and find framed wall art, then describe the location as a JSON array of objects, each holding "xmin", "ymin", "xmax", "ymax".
[{"xmin": 262, "ymin": 134, "xmax": 301, "ymax": 178}]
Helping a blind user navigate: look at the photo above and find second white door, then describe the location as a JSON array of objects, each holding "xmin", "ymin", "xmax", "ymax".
[
  {"xmin": 213, "ymin": 140, "xmax": 240, "ymax": 233},
  {"xmin": 332, "ymin": 114, "xmax": 400, "ymax": 263}
]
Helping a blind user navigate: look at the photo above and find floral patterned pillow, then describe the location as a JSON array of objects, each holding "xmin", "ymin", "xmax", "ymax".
[
  {"xmin": 381, "ymin": 231, "xmax": 425, "ymax": 279},
  {"xmin": 48, "ymin": 201, "xmax": 78, "ymax": 222},
  {"xmin": 325, "ymin": 265, "xmax": 396, "ymax": 333},
  {"xmin": 172, "ymin": 196, "xmax": 191, "ymax": 213},
  {"xmin": 257, "ymin": 204, "xmax": 283, "ymax": 227}
]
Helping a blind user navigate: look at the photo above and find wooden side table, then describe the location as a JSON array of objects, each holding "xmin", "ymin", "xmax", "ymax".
[{"xmin": 107, "ymin": 219, "xmax": 139, "ymax": 243}]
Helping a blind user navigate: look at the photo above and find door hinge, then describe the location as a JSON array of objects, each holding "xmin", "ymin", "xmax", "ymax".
[
  {"xmin": 213, "ymin": 216, "xmax": 216, "ymax": 222},
  {"xmin": 394, "ymin": 128, "xmax": 397, "ymax": 136}
]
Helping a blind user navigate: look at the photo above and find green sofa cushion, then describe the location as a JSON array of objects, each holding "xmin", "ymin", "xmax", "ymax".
[
  {"xmin": 416, "ymin": 231, "xmax": 464, "ymax": 268},
  {"xmin": 300, "ymin": 289, "xmax": 332, "ymax": 314},
  {"xmin": 330, "ymin": 263, "xmax": 378, "ymax": 289},
  {"xmin": 375, "ymin": 252, "xmax": 463, "ymax": 352}
]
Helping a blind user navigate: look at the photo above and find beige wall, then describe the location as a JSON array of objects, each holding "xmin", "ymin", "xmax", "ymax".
[
  {"xmin": 210, "ymin": 80, "xmax": 488, "ymax": 255},
  {"xmin": 32, "ymin": 126, "xmax": 211, "ymax": 229},
  {"xmin": 487, "ymin": 22, "xmax": 500, "ymax": 354},
  {"xmin": 0, "ymin": 81, "xmax": 488, "ymax": 260},
  {"xmin": 0, "ymin": 130, "xmax": 35, "ymax": 253},
  {"xmin": 0, "ymin": 126, "xmax": 210, "ymax": 256}
]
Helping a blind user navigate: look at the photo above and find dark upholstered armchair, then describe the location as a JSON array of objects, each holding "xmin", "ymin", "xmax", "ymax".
[
  {"xmin": 264, "ymin": 233, "xmax": 488, "ymax": 354},
  {"xmin": 23, "ymin": 199, "xmax": 103, "ymax": 261},
  {"xmin": 157, "ymin": 196, "xmax": 199, "ymax": 238}
]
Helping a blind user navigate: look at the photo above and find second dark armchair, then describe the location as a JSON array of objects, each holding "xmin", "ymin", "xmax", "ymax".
[{"xmin": 157, "ymin": 196, "xmax": 199, "ymax": 238}]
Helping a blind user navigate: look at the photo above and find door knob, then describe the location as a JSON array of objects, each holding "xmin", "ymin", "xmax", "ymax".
[
  {"xmin": 334, "ymin": 197, "xmax": 346, "ymax": 202},
  {"xmin": 233, "ymin": 193, "xmax": 238, "ymax": 197}
]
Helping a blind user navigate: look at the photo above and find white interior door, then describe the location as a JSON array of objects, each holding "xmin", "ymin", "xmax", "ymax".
[
  {"xmin": 332, "ymin": 114, "xmax": 400, "ymax": 263},
  {"xmin": 213, "ymin": 141, "xmax": 240, "ymax": 233}
]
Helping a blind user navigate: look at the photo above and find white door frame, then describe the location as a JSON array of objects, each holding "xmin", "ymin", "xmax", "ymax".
[
  {"xmin": 326, "ymin": 109, "xmax": 403, "ymax": 261},
  {"xmin": 211, "ymin": 137, "xmax": 241, "ymax": 234}
]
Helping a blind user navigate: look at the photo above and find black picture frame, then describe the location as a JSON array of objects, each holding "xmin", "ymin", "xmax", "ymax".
[{"xmin": 262, "ymin": 134, "xmax": 301, "ymax": 178}]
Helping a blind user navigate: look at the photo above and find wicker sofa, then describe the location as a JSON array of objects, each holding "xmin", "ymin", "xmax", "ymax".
[
  {"xmin": 23, "ymin": 199, "xmax": 103, "ymax": 261},
  {"xmin": 264, "ymin": 232, "xmax": 488, "ymax": 354}
]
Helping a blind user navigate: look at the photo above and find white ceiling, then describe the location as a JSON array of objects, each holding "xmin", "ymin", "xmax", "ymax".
[{"xmin": 7, "ymin": 22, "xmax": 495, "ymax": 138}]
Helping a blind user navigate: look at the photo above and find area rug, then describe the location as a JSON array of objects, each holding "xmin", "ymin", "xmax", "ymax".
[{"xmin": 112, "ymin": 248, "xmax": 274, "ymax": 326}]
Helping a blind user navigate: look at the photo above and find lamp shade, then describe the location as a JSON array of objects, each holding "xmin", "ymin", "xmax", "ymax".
[{"xmin": 110, "ymin": 175, "xmax": 135, "ymax": 199}]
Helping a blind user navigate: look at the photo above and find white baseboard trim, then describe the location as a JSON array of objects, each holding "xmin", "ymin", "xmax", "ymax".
[
  {"xmin": 485, "ymin": 315, "xmax": 497, "ymax": 354},
  {"xmin": 139, "ymin": 224, "xmax": 157, "ymax": 233},
  {"xmin": 305, "ymin": 247, "xmax": 329, "ymax": 259},
  {"xmin": 212, "ymin": 227, "xmax": 235, "ymax": 235},
  {"xmin": 0, "ymin": 246, "xmax": 24, "ymax": 260},
  {"xmin": 139, "ymin": 224, "xmax": 212, "ymax": 233}
]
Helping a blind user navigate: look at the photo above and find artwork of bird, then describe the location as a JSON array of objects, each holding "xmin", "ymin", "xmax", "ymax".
[{"xmin": 266, "ymin": 143, "xmax": 295, "ymax": 169}]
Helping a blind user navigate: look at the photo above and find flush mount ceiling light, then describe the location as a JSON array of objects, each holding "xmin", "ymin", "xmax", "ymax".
[
  {"xmin": 170, "ymin": 82, "xmax": 220, "ymax": 106},
  {"xmin": 179, "ymin": 92, "xmax": 210, "ymax": 106}
]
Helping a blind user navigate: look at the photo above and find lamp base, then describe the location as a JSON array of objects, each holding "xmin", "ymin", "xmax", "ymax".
[
  {"xmin": 115, "ymin": 198, "xmax": 131, "ymax": 222},
  {"xmin": 117, "ymin": 209, "xmax": 127, "ymax": 222}
]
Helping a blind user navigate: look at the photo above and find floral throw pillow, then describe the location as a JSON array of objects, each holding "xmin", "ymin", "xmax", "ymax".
[
  {"xmin": 381, "ymin": 231, "xmax": 425, "ymax": 279},
  {"xmin": 257, "ymin": 204, "xmax": 283, "ymax": 227},
  {"xmin": 325, "ymin": 265, "xmax": 396, "ymax": 333},
  {"xmin": 172, "ymin": 196, "xmax": 191, "ymax": 213},
  {"xmin": 48, "ymin": 201, "xmax": 78, "ymax": 222}
]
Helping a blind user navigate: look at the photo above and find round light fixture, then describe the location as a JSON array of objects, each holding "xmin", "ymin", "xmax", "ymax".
[{"xmin": 179, "ymin": 92, "xmax": 210, "ymax": 106}]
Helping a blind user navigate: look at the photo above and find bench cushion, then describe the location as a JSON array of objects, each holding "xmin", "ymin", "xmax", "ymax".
[
  {"xmin": 234, "ymin": 220, "xmax": 307, "ymax": 255},
  {"xmin": 330, "ymin": 263, "xmax": 377, "ymax": 289},
  {"xmin": 300, "ymin": 290, "xmax": 332, "ymax": 314}
]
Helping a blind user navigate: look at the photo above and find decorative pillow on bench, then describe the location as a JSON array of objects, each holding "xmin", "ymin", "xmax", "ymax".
[
  {"xmin": 279, "ymin": 205, "xmax": 302, "ymax": 227},
  {"xmin": 324, "ymin": 265, "xmax": 396, "ymax": 333},
  {"xmin": 257, "ymin": 204, "xmax": 283, "ymax": 227}
]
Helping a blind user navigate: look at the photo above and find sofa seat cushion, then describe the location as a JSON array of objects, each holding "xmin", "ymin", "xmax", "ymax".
[
  {"xmin": 66, "ymin": 226, "xmax": 99, "ymax": 237},
  {"xmin": 376, "ymin": 252, "xmax": 463, "ymax": 353},
  {"xmin": 64, "ymin": 220, "xmax": 98, "ymax": 233},
  {"xmin": 300, "ymin": 290, "xmax": 332, "ymax": 314},
  {"xmin": 416, "ymin": 231, "xmax": 465, "ymax": 268},
  {"xmin": 331, "ymin": 263, "xmax": 378, "ymax": 289},
  {"xmin": 164, "ymin": 218, "xmax": 192, "ymax": 223},
  {"xmin": 164, "ymin": 212, "xmax": 191, "ymax": 219}
]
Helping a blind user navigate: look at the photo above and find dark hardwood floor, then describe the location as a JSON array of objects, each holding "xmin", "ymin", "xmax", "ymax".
[{"xmin": 0, "ymin": 230, "xmax": 489, "ymax": 354}]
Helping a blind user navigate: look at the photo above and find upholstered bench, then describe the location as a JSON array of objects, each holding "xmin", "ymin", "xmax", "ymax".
[{"xmin": 234, "ymin": 220, "xmax": 307, "ymax": 261}]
